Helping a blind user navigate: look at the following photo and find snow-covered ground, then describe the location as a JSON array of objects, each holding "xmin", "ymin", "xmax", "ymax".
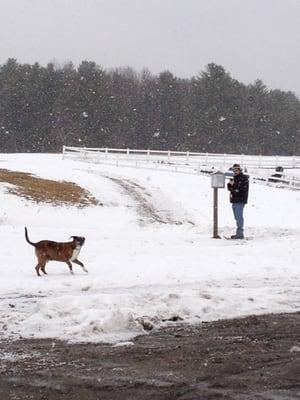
[{"xmin": 0, "ymin": 154, "xmax": 299, "ymax": 343}]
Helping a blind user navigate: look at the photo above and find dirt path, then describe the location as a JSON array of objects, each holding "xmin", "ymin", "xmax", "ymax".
[
  {"xmin": 1, "ymin": 312, "xmax": 299, "ymax": 399},
  {"xmin": 100, "ymin": 174, "xmax": 195, "ymax": 226}
]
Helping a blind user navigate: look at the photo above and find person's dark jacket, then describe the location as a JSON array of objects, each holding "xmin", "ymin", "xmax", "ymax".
[{"xmin": 227, "ymin": 173, "xmax": 249, "ymax": 204}]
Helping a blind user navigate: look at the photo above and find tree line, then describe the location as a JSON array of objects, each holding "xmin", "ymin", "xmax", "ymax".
[{"xmin": 0, "ymin": 59, "xmax": 299, "ymax": 155}]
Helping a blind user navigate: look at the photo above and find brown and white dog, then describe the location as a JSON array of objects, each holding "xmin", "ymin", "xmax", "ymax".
[{"xmin": 25, "ymin": 227, "xmax": 87, "ymax": 276}]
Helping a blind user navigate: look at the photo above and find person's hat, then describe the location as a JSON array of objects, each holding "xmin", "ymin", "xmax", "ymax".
[{"xmin": 232, "ymin": 163, "xmax": 242, "ymax": 171}]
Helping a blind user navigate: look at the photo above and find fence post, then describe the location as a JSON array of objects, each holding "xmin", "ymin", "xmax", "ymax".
[
  {"xmin": 62, "ymin": 145, "xmax": 66, "ymax": 159},
  {"xmin": 126, "ymin": 148, "xmax": 130, "ymax": 159},
  {"xmin": 223, "ymin": 153, "xmax": 226, "ymax": 168},
  {"xmin": 186, "ymin": 151, "xmax": 189, "ymax": 164},
  {"xmin": 290, "ymin": 176, "xmax": 294, "ymax": 189},
  {"xmin": 167, "ymin": 150, "xmax": 171, "ymax": 162},
  {"xmin": 147, "ymin": 149, "xmax": 150, "ymax": 162},
  {"xmin": 105, "ymin": 148, "xmax": 108, "ymax": 159}
]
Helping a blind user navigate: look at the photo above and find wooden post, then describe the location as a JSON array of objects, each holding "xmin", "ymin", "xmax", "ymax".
[{"xmin": 213, "ymin": 188, "xmax": 221, "ymax": 239}]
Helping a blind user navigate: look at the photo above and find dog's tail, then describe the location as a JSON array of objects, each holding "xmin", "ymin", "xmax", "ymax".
[{"xmin": 24, "ymin": 227, "xmax": 36, "ymax": 247}]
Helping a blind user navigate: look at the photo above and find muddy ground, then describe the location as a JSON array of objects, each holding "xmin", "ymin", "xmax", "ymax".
[
  {"xmin": 0, "ymin": 312, "xmax": 299, "ymax": 400},
  {"xmin": 0, "ymin": 168, "xmax": 100, "ymax": 207}
]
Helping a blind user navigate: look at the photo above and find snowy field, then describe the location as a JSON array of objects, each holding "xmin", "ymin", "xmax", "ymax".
[{"xmin": 0, "ymin": 154, "xmax": 299, "ymax": 344}]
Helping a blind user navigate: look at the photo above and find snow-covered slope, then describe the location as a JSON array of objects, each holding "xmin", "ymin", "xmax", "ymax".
[{"xmin": 0, "ymin": 154, "xmax": 299, "ymax": 343}]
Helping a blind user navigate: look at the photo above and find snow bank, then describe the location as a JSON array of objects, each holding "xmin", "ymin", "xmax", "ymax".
[{"xmin": 0, "ymin": 154, "xmax": 299, "ymax": 343}]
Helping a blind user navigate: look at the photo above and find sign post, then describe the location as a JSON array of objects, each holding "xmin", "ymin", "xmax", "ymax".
[{"xmin": 211, "ymin": 171, "xmax": 225, "ymax": 239}]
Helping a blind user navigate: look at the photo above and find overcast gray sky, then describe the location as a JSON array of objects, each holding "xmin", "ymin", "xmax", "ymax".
[{"xmin": 0, "ymin": 0, "xmax": 299, "ymax": 95}]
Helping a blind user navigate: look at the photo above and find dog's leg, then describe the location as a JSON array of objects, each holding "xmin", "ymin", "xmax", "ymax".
[
  {"xmin": 72, "ymin": 259, "xmax": 88, "ymax": 273},
  {"xmin": 40, "ymin": 261, "xmax": 47, "ymax": 275},
  {"xmin": 66, "ymin": 261, "xmax": 74, "ymax": 275},
  {"xmin": 35, "ymin": 262, "xmax": 46, "ymax": 277},
  {"xmin": 40, "ymin": 266, "xmax": 47, "ymax": 275},
  {"xmin": 36, "ymin": 256, "xmax": 47, "ymax": 277},
  {"xmin": 35, "ymin": 264, "xmax": 41, "ymax": 276}
]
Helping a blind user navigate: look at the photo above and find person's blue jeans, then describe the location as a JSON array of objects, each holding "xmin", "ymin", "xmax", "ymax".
[{"xmin": 232, "ymin": 202, "xmax": 245, "ymax": 238}]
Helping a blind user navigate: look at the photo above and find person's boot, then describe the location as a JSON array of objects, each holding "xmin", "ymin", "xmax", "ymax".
[
  {"xmin": 236, "ymin": 229, "xmax": 244, "ymax": 239},
  {"xmin": 231, "ymin": 234, "xmax": 244, "ymax": 239}
]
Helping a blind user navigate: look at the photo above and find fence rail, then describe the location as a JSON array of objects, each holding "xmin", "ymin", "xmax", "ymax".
[
  {"xmin": 62, "ymin": 146, "xmax": 300, "ymax": 190},
  {"xmin": 63, "ymin": 146, "xmax": 300, "ymax": 169}
]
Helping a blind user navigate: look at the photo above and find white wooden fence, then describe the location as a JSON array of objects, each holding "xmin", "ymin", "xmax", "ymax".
[
  {"xmin": 63, "ymin": 146, "xmax": 300, "ymax": 169},
  {"xmin": 62, "ymin": 146, "xmax": 300, "ymax": 190}
]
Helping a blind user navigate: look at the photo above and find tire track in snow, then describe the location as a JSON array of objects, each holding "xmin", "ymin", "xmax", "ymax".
[{"xmin": 91, "ymin": 172, "xmax": 195, "ymax": 225}]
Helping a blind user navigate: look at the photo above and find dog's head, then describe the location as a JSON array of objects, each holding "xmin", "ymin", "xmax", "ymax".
[{"xmin": 71, "ymin": 236, "xmax": 85, "ymax": 247}]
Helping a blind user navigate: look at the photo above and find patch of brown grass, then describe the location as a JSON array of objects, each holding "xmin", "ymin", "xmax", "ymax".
[{"xmin": 0, "ymin": 168, "xmax": 101, "ymax": 207}]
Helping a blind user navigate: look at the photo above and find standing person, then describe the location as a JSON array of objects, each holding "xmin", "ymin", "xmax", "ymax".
[{"xmin": 227, "ymin": 164, "xmax": 249, "ymax": 239}]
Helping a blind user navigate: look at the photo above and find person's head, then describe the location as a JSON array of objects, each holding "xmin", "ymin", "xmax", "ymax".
[{"xmin": 232, "ymin": 164, "xmax": 242, "ymax": 175}]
